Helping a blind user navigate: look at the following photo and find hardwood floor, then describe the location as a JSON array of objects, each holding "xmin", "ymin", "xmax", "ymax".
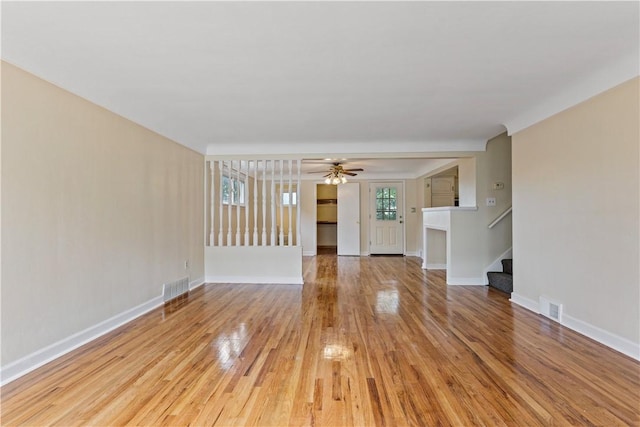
[{"xmin": 2, "ymin": 255, "xmax": 639, "ymax": 426}]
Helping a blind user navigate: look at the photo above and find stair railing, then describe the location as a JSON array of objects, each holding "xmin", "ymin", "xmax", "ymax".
[{"xmin": 488, "ymin": 205, "xmax": 512, "ymax": 229}]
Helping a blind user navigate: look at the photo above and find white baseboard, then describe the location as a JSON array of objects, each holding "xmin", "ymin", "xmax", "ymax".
[
  {"xmin": 425, "ymin": 263, "xmax": 447, "ymax": 270},
  {"xmin": 405, "ymin": 251, "xmax": 419, "ymax": 257},
  {"xmin": 303, "ymin": 250, "xmax": 317, "ymax": 257},
  {"xmin": 206, "ymin": 275, "xmax": 304, "ymax": 285},
  {"xmin": 510, "ymin": 293, "xmax": 639, "ymax": 361},
  {"xmin": 562, "ymin": 314, "xmax": 639, "ymax": 361},
  {"xmin": 0, "ymin": 295, "xmax": 164, "ymax": 386},
  {"xmin": 447, "ymin": 276, "xmax": 485, "ymax": 286},
  {"xmin": 361, "ymin": 252, "xmax": 370, "ymax": 256},
  {"xmin": 189, "ymin": 277, "xmax": 205, "ymax": 290},
  {"xmin": 510, "ymin": 292, "xmax": 539, "ymax": 313}
]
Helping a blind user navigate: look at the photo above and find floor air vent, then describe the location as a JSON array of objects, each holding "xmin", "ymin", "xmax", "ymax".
[
  {"xmin": 163, "ymin": 276, "xmax": 190, "ymax": 302},
  {"xmin": 539, "ymin": 296, "xmax": 563, "ymax": 323}
]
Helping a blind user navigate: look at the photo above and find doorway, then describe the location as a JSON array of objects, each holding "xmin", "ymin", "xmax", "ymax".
[{"xmin": 369, "ymin": 182, "xmax": 404, "ymax": 254}]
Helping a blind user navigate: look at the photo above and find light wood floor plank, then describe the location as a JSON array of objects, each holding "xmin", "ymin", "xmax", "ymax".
[{"xmin": 2, "ymin": 255, "xmax": 639, "ymax": 426}]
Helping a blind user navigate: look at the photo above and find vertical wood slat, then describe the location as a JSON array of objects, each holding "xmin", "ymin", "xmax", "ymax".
[
  {"xmin": 271, "ymin": 161, "xmax": 276, "ymax": 246},
  {"xmin": 226, "ymin": 161, "xmax": 232, "ymax": 246},
  {"xmin": 235, "ymin": 161, "xmax": 241, "ymax": 246},
  {"xmin": 209, "ymin": 161, "xmax": 215, "ymax": 246},
  {"xmin": 218, "ymin": 160, "xmax": 223, "ymax": 246},
  {"xmin": 244, "ymin": 161, "xmax": 250, "ymax": 246},
  {"xmin": 262, "ymin": 160, "xmax": 267, "ymax": 246},
  {"xmin": 253, "ymin": 160, "xmax": 258, "ymax": 246},
  {"xmin": 209, "ymin": 157, "xmax": 302, "ymax": 247},
  {"xmin": 288, "ymin": 159, "xmax": 293, "ymax": 246},
  {"xmin": 296, "ymin": 159, "xmax": 301, "ymax": 247},
  {"xmin": 279, "ymin": 160, "xmax": 284, "ymax": 246}
]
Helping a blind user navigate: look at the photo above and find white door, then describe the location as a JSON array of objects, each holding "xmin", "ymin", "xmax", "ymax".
[
  {"xmin": 369, "ymin": 183, "xmax": 404, "ymax": 254},
  {"xmin": 337, "ymin": 183, "xmax": 360, "ymax": 255}
]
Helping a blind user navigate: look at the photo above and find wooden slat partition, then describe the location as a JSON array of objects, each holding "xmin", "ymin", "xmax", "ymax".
[{"xmin": 207, "ymin": 159, "xmax": 302, "ymax": 247}]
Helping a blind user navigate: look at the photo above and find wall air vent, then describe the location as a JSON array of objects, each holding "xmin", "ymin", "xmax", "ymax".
[
  {"xmin": 539, "ymin": 296, "xmax": 563, "ymax": 323},
  {"xmin": 163, "ymin": 276, "xmax": 190, "ymax": 302}
]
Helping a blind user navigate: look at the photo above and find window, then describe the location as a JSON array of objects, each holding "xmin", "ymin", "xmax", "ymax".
[
  {"xmin": 282, "ymin": 192, "xmax": 297, "ymax": 206},
  {"xmin": 375, "ymin": 187, "xmax": 397, "ymax": 220},
  {"xmin": 222, "ymin": 175, "xmax": 245, "ymax": 205}
]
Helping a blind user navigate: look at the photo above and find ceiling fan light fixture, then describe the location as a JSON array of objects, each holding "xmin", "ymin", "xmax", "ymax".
[
  {"xmin": 325, "ymin": 170, "xmax": 347, "ymax": 185},
  {"xmin": 312, "ymin": 162, "xmax": 359, "ymax": 184}
]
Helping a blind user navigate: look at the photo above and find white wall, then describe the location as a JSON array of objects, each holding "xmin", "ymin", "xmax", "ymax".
[
  {"xmin": 1, "ymin": 63, "xmax": 204, "ymax": 371},
  {"xmin": 512, "ymin": 77, "xmax": 639, "ymax": 356}
]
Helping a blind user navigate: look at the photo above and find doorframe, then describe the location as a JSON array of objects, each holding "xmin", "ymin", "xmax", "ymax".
[{"xmin": 368, "ymin": 180, "xmax": 406, "ymax": 256}]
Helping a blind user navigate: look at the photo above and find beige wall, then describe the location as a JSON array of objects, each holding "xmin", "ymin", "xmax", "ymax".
[
  {"xmin": 512, "ymin": 77, "xmax": 639, "ymax": 346},
  {"xmin": 1, "ymin": 62, "xmax": 204, "ymax": 366}
]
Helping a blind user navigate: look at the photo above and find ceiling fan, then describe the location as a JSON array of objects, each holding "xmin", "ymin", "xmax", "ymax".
[{"xmin": 308, "ymin": 162, "xmax": 364, "ymax": 184}]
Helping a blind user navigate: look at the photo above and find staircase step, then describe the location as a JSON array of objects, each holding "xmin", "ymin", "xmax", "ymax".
[
  {"xmin": 501, "ymin": 258, "xmax": 513, "ymax": 275},
  {"xmin": 487, "ymin": 272, "xmax": 513, "ymax": 294}
]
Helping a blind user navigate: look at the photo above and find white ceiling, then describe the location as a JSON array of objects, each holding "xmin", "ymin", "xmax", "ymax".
[{"xmin": 2, "ymin": 1, "xmax": 638, "ymax": 172}]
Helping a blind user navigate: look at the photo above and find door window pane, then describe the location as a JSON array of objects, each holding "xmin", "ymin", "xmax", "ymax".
[{"xmin": 375, "ymin": 187, "xmax": 397, "ymax": 221}]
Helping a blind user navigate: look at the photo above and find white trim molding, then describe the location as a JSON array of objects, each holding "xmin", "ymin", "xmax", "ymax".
[
  {"xmin": 205, "ymin": 276, "xmax": 303, "ymax": 285},
  {"xmin": 510, "ymin": 292, "xmax": 539, "ymax": 313},
  {"xmin": 447, "ymin": 276, "xmax": 485, "ymax": 286},
  {"xmin": 189, "ymin": 277, "xmax": 205, "ymax": 290},
  {"xmin": 425, "ymin": 263, "xmax": 447, "ymax": 270},
  {"xmin": 510, "ymin": 293, "xmax": 639, "ymax": 361},
  {"xmin": 562, "ymin": 314, "xmax": 640, "ymax": 361},
  {"xmin": 0, "ymin": 295, "xmax": 164, "ymax": 386}
]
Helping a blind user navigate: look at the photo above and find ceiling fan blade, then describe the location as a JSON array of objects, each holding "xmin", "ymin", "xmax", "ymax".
[
  {"xmin": 343, "ymin": 168, "xmax": 364, "ymax": 172},
  {"xmin": 307, "ymin": 170, "xmax": 328, "ymax": 174},
  {"xmin": 343, "ymin": 172, "xmax": 358, "ymax": 176},
  {"xmin": 323, "ymin": 173, "xmax": 332, "ymax": 178}
]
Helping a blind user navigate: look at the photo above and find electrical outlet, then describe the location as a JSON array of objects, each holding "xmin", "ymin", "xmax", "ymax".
[
  {"xmin": 493, "ymin": 182, "xmax": 504, "ymax": 190},
  {"xmin": 486, "ymin": 197, "xmax": 496, "ymax": 207}
]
